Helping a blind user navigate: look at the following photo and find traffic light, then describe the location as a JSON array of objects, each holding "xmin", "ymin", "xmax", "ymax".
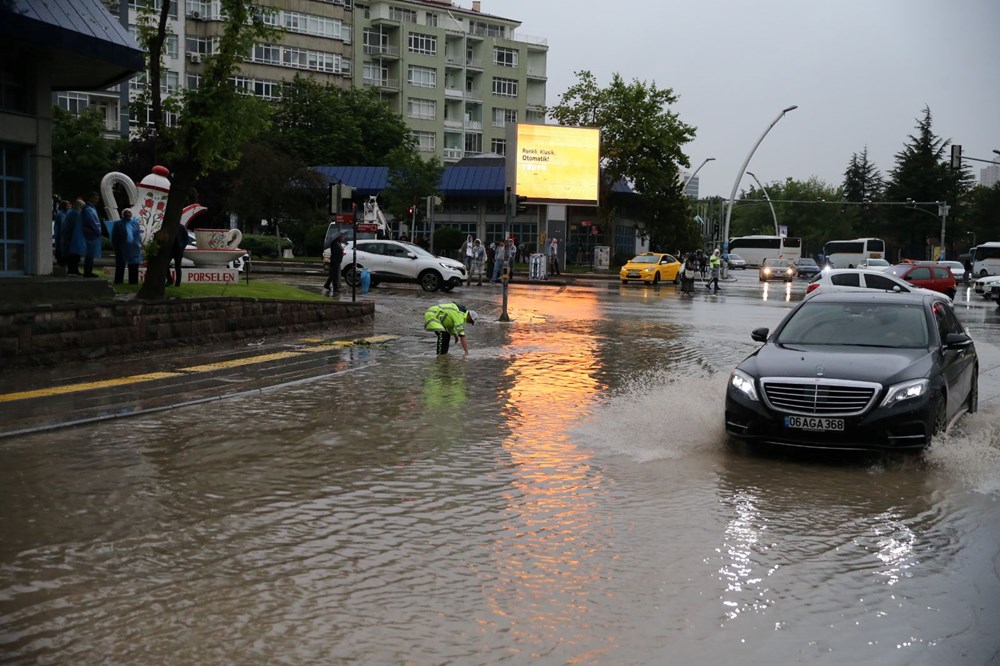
[
  {"xmin": 515, "ymin": 195, "xmax": 528, "ymax": 216},
  {"xmin": 407, "ymin": 206, "xmax": 414, "ymax": 217}
]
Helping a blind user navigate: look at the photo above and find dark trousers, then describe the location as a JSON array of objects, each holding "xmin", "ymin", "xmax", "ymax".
[
  {"xmin": 115, "ymin": 259, "xmax": 139, "ymax": 285},
  {"xmin": 325, "ymin": 262, "xmax": 341, "ymax": 291},
  {"xmin": 168, "ymin": 252, "xmax": 184, "ymax": 286},
  {"xmin": 83, "ymin": 255, "xmax": 96, "ymax": 276},
  {"xmin": 435, "ymin": 331, "xmax": 451, "ymax": 355},
  {"xmin": 66, "ymin": 254, "xmax": 81, "ymax": 274},
  {"xmin": 550, "ymin": 256, "xmax": 560, "ymax": 275}
]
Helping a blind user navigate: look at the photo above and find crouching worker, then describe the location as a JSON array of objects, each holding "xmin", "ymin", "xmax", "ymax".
[{"xmin": 424, "ymin": 302, "xmax": 477, "ymax": 355}]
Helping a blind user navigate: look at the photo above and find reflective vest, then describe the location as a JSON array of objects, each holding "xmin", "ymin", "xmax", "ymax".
[{"xmin": 424, "ymin": 303, "xmax": 467, "ymax": 336}]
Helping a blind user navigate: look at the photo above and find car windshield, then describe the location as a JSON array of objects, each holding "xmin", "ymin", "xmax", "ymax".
[
  {"xmin": 797, "ymin": 259, "xmax": 817, "ymax": 266},
  {"xmin": 630, "ymin": 255, "xmax": 658, "ymax": 264},
  {"xmin": 864, "ymin": 259, "xmax": 890, "ymax": 266},
  {"xmin": 729, "ymin": 254, "xmax": 743, "ymax": 261},
  {"xmin": 768, "ymin": 260, "xmax": 788, "ymax": 267},
  {"xmin": 939, "ymin": 261, "xmax": 963, "ymax": 270},
  {"xmin": 776, "ymin": 302, "xmax": 929, "ymax": 348}
]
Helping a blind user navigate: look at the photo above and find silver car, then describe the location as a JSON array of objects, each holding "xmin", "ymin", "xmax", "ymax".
[
  {"xmin": 341, "ymin": 240, "xmax": 467, "ymax": 292},
  {"xmin": 805, "ymin": 268, "xmax": 939, "ymax": 299}
]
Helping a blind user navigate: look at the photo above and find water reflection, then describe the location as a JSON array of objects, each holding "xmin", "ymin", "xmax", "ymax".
[{"xmin": 760, "ymin": 281, "xmax": 793, "ymax": 302}]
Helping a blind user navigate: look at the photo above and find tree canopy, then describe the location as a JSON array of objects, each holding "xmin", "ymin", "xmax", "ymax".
[
  {"xmin": 51, "ymin": 107, "xmax": 126, "ymax": 201},
  {"xmin": 548, "ymin": 71, "xmax": 696, "ymax": 250}
]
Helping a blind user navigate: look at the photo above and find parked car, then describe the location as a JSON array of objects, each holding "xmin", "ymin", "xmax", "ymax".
[
  {"xmin": 336, "ymin": 239, "xmax": 467, "ymax": 292},
  {"xmin": 758, "ymin": 258, "xmax": 795, "ymax": 282},
  {"xmin": 857, "ymin": 258, "xmax": 891, "ymax": 270},
  {"xmin": 725, "ymin": 291, "xmax": 978, "ymax": 451},
  {"xmin": 973, "ymin": 274, "xmax": 1000, "ymax": 299},
  {"xmin": 884, "ymin": 263, "xmax": 956, "ymax": 299},
  {"xmin": 793, "ymin": 257, "xmax": 821, "ymax": 279},
  {"xmin": 727, "ymin": 253, "xmax": 747, "ymax": 270},
  {"xmin": 936, "ymin": 260, "xmax": 970, "ymax": 285},
  {"xmin": 806, "ymin": 269, "xmax": 939, "ymax": 298},
  {"xmin": 619, "ymin": 252, "xmax": 681, "ymax": 284}
]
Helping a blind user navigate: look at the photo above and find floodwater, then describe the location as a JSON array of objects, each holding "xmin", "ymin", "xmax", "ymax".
[{"xmin": 2, "ymin": 274, "xmax": 1000, "ymax": 665}]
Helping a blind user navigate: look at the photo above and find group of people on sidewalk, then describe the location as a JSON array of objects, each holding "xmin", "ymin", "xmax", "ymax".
[
  {"xmin": 54, "ymin": 192, "xmax": 146, "ymax": 284},
  {"xmin": 679, "ymin": 248, "xmax": 723, "ymax": 294}
]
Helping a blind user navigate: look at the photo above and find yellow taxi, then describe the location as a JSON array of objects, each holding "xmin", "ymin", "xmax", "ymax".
[{"xmin": 619, "ymin": 252, "xmax": 682, "ymax": 284}]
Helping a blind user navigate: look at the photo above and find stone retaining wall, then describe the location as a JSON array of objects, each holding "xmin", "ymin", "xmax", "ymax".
[{"xmin": 0, "ymin": 298, "xmax": 373, "ymax": 369}]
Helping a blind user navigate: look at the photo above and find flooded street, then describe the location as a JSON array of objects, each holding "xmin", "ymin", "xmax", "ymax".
[{"xmin": 3, "ymin": 274, "xmax": 1000, "ymax": 665}]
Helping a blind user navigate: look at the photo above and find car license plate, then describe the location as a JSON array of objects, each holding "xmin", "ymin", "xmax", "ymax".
[
  {"xmin": 784, "ymin": 415, "xmax": 844, "ymax": 431},
  {"xmin": 627, "ymin": 271, "xmax": 640, "ymax": 278}
]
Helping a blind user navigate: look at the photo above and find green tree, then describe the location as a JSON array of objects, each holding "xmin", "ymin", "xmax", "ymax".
[
  {"xmin": 730, "ymin": 177, "xmax": 848, "ymax": 257},
  {"xmin": 271, "ymin": 76, "xmax": 412, "ymax": 166},
  {"xmin": 954, "ymin": 183, "xmax": 1000, "ymax": 257},
  {"xmin": 379, "ymin": 146, "xmax": 444, "ymax": 238},
  {"xmin": 134, "ymin": 0, "xmax": 276, "ymax": 299},
  {"xmin": 841, "ymin": 146, "xmax": 884, "ymax": 235},
  {"xmin": 51, "ymin": 106, "xmax": 126, "ymax": 200},
  {"xmin": 883, "ymin": 106, "xmax": 974, "ymax": 257},
  {"xmin": 548, "ymin": 71, "xmax": 696, "ymax": 249}
]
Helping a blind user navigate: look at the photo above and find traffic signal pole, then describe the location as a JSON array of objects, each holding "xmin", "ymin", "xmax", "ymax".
[{"xmin": 499, "ymin": 187, "xmax": 511, "ymax": 323}]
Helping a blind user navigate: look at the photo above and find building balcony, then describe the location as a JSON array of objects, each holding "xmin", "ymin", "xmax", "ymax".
[
  {"xmin": 364, "ymin": 44, "xmax": 400, "ymax": 58},
  {"xmin": 443, "ymin": 147, "xmax": 464, "ymax": 161},
  {"xmin": 363, "ymin": 77, "xmax": 399, "ymax": 92},
  {"xmin": 465, "ymin": 58, "xmax": 482, "ymax": 70},
  {"xmin": 464, "ymin": 120, "xmax": 482, "ymax": 131},
  {"xmin": 444, "ymin": 118, "xmax": 463, "ymax": 129},
  {"xmin": 445, "ymin": 87, "xmax": 464, "ymax": 99},
  {"xmin": 526, "ymin": 68, "xmax": 547, "ymax": 80}
]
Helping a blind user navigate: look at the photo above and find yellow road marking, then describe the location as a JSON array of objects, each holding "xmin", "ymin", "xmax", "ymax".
[
  {"xmin": 0, "ymin": 335, "xmax": 398, "ymax": 404},
  {"xmin": 0, "ymin": 372, "xmax": 183, "ymax": 403}
]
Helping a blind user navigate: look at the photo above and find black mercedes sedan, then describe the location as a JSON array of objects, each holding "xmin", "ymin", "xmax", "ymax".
[{"xmin": 725, "ymin": 291, "xmax": 978, "ymax": 451}]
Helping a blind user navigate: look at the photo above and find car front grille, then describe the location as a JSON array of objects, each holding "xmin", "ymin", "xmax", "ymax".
[{"xmin": 760, "ymin": 378, "xmax": 880, "ymax": 416}]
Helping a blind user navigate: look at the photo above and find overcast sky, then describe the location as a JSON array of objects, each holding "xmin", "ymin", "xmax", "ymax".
[{"xmin": 487, "ymin": 0, "xmax": 1000, "ymax": 198}]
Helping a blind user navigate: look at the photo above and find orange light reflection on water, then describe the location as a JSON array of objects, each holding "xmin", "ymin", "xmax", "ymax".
[{"xmin": 480, "ymin": 289, "xmax": 619, "ymax": 654}]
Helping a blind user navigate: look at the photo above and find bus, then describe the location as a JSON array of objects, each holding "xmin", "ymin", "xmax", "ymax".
[
  {"xmin": 970, "ymin": 242, "xmax": 1000, "ymax": 277},
  {"xmin": 822, "ymin": 237, "xmax": 885, "ymax": 268},
  {"xmin": 727, "ymin": 235, "xmax": 802, "ymax": 267}
]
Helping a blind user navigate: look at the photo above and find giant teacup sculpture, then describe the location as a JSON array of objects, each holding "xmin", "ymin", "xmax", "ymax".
[{"xmin": 100, "ymin": 166, "xmax": 245, "ymax": 268}]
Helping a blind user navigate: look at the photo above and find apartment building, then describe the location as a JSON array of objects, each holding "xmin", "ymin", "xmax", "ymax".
[{"xmin": 58, "ymin": 0, "xmax": 546, "ymax": 165}]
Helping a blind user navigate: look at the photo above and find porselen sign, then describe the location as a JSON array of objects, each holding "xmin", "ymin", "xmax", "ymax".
[{"xmin": 506, "ymin": 124, "xmax": 600, "ymax": 206}]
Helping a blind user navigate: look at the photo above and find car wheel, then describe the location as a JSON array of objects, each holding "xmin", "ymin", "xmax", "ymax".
[
  {"xmin": 342, "ymin": 264, "xmax": 361, "ymax": 286},
  {"xmin": 419, "ymin": 269, "xmax": 442, "ymax": 292},
  {"xmin": 981, "ymin": 269, "xmax": 989, "ymax": 278},
  {"xmin": 946, "ymin": 288, "xmax": 956, "ymax": 299},
  {"xmin": 441, "ymin": 284, "xmax": 455, "ymax": 292},
  {"xmin": 967, "ymin": 367, "xmax": 978, "ymax": 414},
  {"xmin": 652, "ymin": 273, "xmax": 660, "ymax": 285}
]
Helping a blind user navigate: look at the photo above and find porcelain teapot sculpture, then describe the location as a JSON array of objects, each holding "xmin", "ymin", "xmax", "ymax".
[{"xmin": 100, "ymin": 166, "xmax": 208, "ymax": 246}]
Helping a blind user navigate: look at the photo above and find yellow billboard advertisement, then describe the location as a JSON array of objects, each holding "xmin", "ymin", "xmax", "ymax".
[{"xmin": 506, "ymin": 124, "xmax": 600, "ymax": 205}]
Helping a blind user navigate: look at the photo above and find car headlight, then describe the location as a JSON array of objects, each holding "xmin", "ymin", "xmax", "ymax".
[
  {"xmin": 763, "ymin": 268, "xmax": 771, "ymax": 275},
  {"xmin": 880, "ymin": 379, "xmax": 929, "ymax": 407},
  {"xmin": 643, "ymin": 266, "xmax": 656, "ymax": 273},
  {"xmin": 730, "ymin": 369, "xmax": 759, "ymax": 401}
]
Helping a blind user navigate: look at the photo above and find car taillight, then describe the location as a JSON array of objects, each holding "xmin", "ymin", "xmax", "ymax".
[{"xmin": 806, "ymin": 283, "xmax": 819, "ymax": 294}]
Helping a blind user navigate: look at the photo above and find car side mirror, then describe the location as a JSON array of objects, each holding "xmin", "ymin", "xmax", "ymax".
[
  {"xmin": 892, "ymin": 285, "xmax": 902, "ymax": 292},
  {"xmin": 407, "ymin": 252, "xmax": 417, "ymax": 259},
  {"xmin": 751, "ymin": 327, "xmax": 769, "ymax": 343},
  {"xmin": 904, "ymin": 275, "xmax": 913, "ymax": 281},
  {"xmin": 944, "ymin": 332, "xmax": 973, "ymax": 349}
]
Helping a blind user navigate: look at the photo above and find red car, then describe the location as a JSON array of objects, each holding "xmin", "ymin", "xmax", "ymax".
[{"xmin": 885, "ymin": 263, "xmax": 956, "ymax": 299}]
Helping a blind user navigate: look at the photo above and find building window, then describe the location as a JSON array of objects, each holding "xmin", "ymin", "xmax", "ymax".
[
  {"xmin": 160, "ymin": 70, "xmax": 179, "ymax": 95},
  {"xmin": 364, "ymin": 62, "xmax": 388, "ymax": 85},
  {"xmin": 408, "ymin": 65, "xmax": 436, "ymax": 88},
  {"xmin": 186, "ymin": 36, "xmax": 217, "ymax": 55},
  {"xmin": 389, "ymin": 6, "xmax": 417, "ymax": 23},
  {"xmin": 469, "ymin": 20, "xmax": 504, "ymax": 38},
  {"xmin": 492, "ymin": 77, "xmax": 517, "ymax": 97},
  {"xmin": 493, "ymin": 46, "xmax": 517, "ymax": 68},
  {"xmin": 492, "ymin": 107, "xmax": 517, "ymax": 127},
  {"xmin": 0, "ymin": 143, "xmax": 26, "ymax": 274},
  {"xmin": 56, "ymin": 92, "xmax": 90, "ymax": 114},
  {"xmin": 407, "ymin": 98, "xmax": 436, "ymax": 120},
  {"xmin": 425, "ymin": 12, "xmax": 438, "ymax": 27},
  {"xmin": 279, "ymin": 11, "xmax": 348, "ymax": 40},
  {"xmin": 131, "ymin": 0, "xmax": 178, "ymax": 18},
  {"xmin": 408, "ymin": 32, "xmax": 437, "ymax": 55},
  {"xmin": 490, "ymin": 138, "xmax": 506, "ymax": 156},
  {"xmin": 186, "ymin": 0, "xmax": 217, "ymax": 20},
  {"xmin": 412, "ymin": 130, "xmax": 436, "ymax": 152},
  {"xmin": 165, "ymin": 34, "xmax": 179, "ymax": 58},
  {"xmin": 252, "ymin": 44, "xmax": 281, "ymax": 65},
  {"xmin": 464, "ymin": 132, "xmax": 482, "ymax": 154}
]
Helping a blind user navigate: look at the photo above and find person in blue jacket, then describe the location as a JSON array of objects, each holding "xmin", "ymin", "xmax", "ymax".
[
  {"xmin": 111, "ymin": 209, "xmax": 143, "ymax": 284},
  {"xmin": 61, "ymin": 198, "xmax": 87, "ymax": 275}
]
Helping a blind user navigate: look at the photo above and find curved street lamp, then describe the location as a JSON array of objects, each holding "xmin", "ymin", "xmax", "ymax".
[
  {"xmin": 682, "ymin": 157, "xmax": 715, "ymax": 194},
  {"xmin": 722, "ymin": 105, "xmax": 797, "ymax": 249},
  {"xmin": 745, "ymin": 171, "xmax": 779, "ymax": 236}
]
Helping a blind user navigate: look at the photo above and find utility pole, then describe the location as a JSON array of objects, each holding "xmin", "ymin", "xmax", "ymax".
[{"xmin": 499, "ymin": 187, "xmax": 511, "ymax": 322}]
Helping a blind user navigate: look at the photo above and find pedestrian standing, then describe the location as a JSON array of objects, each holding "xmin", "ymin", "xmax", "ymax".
[
  {"xmin": 111, "ymin": 209, "xmax": 143, "ymax": 284},
  {"xmin": 53, "ymin": 200, "xmax": 70, "ymax": 267},
  {"xmin": 461, "ymin": 235, "xmax": 474, "ymax": 274},
  {"xmin": 681, "ymin": 253, "xmax": 698, "ymax": 294},
  {"xmin": 168, "ymin": 224, "xmax": 190, "ymax": 286},
  {"xmin": 324, "ymin": 234, "xmax": 345, "ymax": 294},
  {"xmin": 61, "ymin": 199, "xmax": 86, "ymax": 275},
  {"xmin": 548, "ymin": 237, "xmax": 561, "ymax": 276},
  {"xmin": 706, "ymin": 249, "xmax": 722, "ymax": 293},
  {"xmin": 506, "ymin": 238, "xmax": 517, "ymax": 282},
  {"xmin": 470, "ymin": 238, "xmax": 486, "ymax": 286},
  {"xmin": 81, "ymin": 192, "xmax": 103, "ymax": 278},
  {"xmin": 423, "ymin": 302, "xmax": 477, "ymax": 355},
  {"xmin": 491, "ymin": 240, "xmax": 507, "ymax": 282}
]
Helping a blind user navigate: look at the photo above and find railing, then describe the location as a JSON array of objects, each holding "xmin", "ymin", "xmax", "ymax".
[
  {"xmin": 362, "ymin": 77, "xmax": 399, "ymax": 90},
  {"xmin": 444, "ymin": 87, "xmax": 464, "ymax": 98},
  {"xmin": 363, "ymin": 44, "xmax": 400, "ymax": 57},
  {"xmin": 443, "ymin": 147, "xmax": 464, "ymax": 160},
  {"xmin": 464, "ymin": 120, "xmax": 482, "ymax": 131}
]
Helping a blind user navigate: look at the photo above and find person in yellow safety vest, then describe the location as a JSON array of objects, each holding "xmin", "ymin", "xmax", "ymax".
[
  {"xmin": 706, "ymin": 249, "xmax": 722, "ymax": 293},
  {"xmin": 424, "ymin": 303, "xmax": 478, "ymax": 355}
]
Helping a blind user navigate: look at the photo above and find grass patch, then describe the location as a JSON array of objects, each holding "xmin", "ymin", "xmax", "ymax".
[{"xmin": 112, "ymin": 278, "xmax": 328, "ymax": 302}]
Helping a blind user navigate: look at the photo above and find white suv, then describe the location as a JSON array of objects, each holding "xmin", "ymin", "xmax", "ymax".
[
  {"xmin": 805, "ymin": 268, "xmax": 938, "ymax": 299},
  {"xmin": 334, "ymin": 240, "xmax": 467, "ymax": 292}
]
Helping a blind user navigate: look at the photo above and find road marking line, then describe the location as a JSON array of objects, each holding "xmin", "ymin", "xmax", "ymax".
[
  {"xmin": 0, "ymin": 335, "xmax": 398, "ymax": 404},
  {"xmin": 0, "ymin": 372, "xmax": 183, "ymax": 403}
]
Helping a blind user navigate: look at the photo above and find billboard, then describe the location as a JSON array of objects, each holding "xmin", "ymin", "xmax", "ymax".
[{"xmin": 506, "ymin": 124, "xmax": 600, "ymax": 205}]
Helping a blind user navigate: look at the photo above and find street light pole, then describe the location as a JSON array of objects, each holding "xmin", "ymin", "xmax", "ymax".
[
  {"xmin": 682, "ymin": 157, "xmax": 715, "ymax": 194},
  {"xmin": 723, "ymin": 105, "xmax": 797, "ymax": 250},
  {"xmin": 745, "ymin": 171, "xmax": 779, "ymax": 236}
]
